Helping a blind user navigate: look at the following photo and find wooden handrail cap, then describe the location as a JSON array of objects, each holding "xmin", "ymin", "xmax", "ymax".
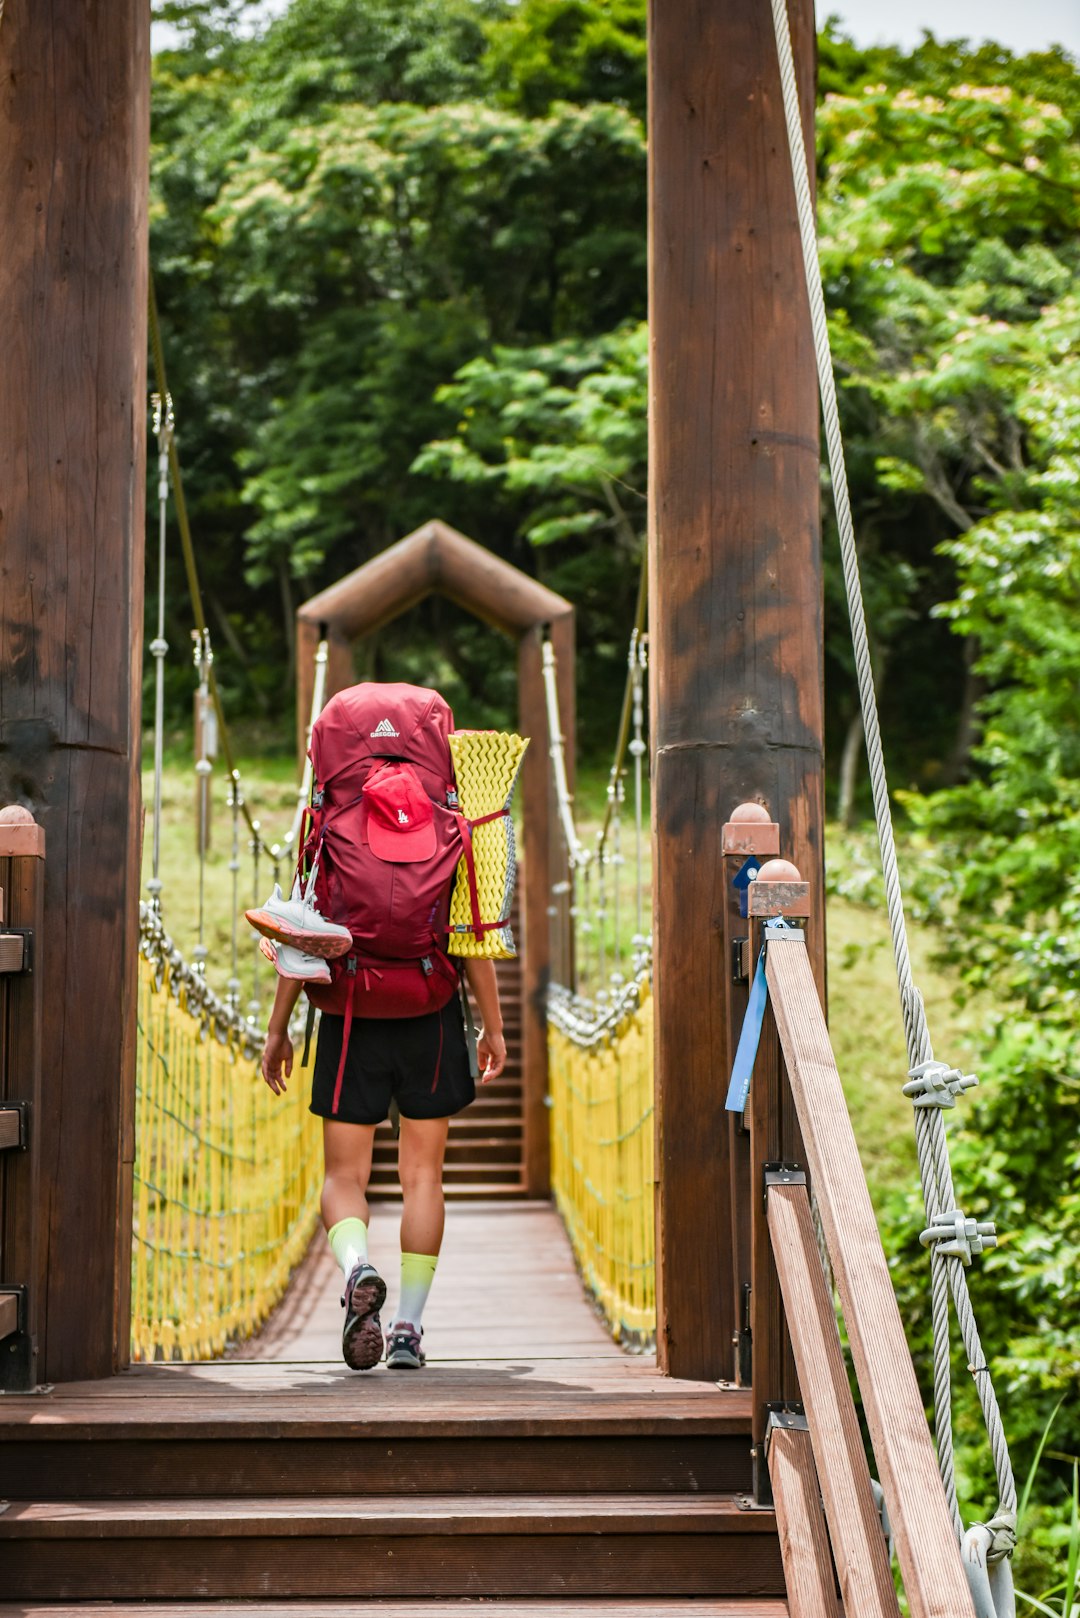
[
  {"xmin": 756, "ymin": 857, "xmax": 802, "ymax": 883},
  {"xmin": 0, "ymin": 806, "xmax": 45, "ymax": 858},
  {"xmin": 729, "ymin": 801, "xmax": 772, "ymax": 823},
  {"xmin": 722, "ymin": 806, "xmax": 781, "ymax": 857}
]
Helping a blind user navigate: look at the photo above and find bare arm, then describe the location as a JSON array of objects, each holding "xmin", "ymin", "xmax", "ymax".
[
  {"xmin": 463, "ymin": 957, "xmax": 506, "ymax": 1083},
  {"xmin": 261, "ymin": 975, "xmax": 304, "ymax": 1095}
]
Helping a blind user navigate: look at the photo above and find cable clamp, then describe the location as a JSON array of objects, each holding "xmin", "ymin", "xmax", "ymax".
[
  {"xmin": 919, "ymin": 1207, "xmax": 997, "ymax": 1264},
  {"xmin": 903, "ymin": 1059, "xmax": 978, "ymax": 1109}
]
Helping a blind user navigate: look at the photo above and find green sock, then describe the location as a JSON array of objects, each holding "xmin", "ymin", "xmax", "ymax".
[
  {"xmin": 327, "ymin": 1216, "xmax": 368, "ymax": 1276},
  {"xmin": 396, "ymin": 1251, "xmax": 438, "ymax": 1329}
]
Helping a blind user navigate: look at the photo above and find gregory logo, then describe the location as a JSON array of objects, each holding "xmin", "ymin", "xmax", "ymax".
[{"xmin": 370, "ymin": 718, "xmax": 399, "ymax": 738}]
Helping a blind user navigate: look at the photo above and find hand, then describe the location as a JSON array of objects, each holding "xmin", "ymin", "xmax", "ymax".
[
  {"xmin": 261, "ymin": 1029, "xmax": 294, "ymax": 1095},
  {"xmin": 476, "ymin": 1027, "xmax": 506, "ymax": 1084}
]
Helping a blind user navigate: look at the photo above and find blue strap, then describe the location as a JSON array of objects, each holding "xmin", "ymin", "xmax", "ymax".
[{"xmin": 725, "ymin": 946, "xmax": 768, "ymax": 1113}]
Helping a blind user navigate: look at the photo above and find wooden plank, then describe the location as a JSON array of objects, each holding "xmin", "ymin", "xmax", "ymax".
[
  {"xmin": 0, "ymin": 1598, "xmax": 793, "ymax": 1611},
  {"xmin": 0, "ymin": 1290, "xmax": 19, "ymax": 1340},
  {"xmin": 0, "ymin": 1604, "xmax": 792, "ymax": 1618},
  {"xmin": 766, "ymin": 940, "xmax": 976, "ymax": 1618},
  {"xmin": 1, "ymin": 1434, "xmax": 753, "ymax": 1502},
  {"xmin": 0, "ymin": 843, "xmax": 45, "ymax": 1384},
  {"xmin": 0, "ymin": 1107, "xmax": 22, "ymax": 1150},
  {"xmin": 767, "ymin": 1422, "xmax": 840, "ymax": 1618},
  {"xmin": 0, "ymin": 1532, "xmax": 786, "ymax": 1602},
  {"xmin": 0, "ymin": 1603, "xmax": 792, "ymax": 1618},
  {"xmin": 648, "ymin": 0, "xmax": 825, "ymax": 1380},
  {"xmin": 0, "ymin": 3, "xmax": 149, "ymax": 1383},
  {"xmin": 767, "ymin": 1186, "xmax": 896, "ymax": 1616},
  {"xmin": 0, "ymin": 1492, "xmax": 778, "ymax": 1536}
]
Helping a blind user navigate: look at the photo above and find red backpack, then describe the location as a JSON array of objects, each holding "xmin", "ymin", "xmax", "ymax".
[{"xmin": 297, "ymin": 683, "xmax": 488, "ymax": 1112}]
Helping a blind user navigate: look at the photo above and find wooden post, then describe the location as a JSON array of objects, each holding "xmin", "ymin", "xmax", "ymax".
[
  {"xmin": 648, "ymin": 0, "xmax": 824, "ymax": 1378},
  {"xmin": 0, "ymin": 5, "xmax": 149, "ymax": 1380},
  {"xmin": 0, "ymin": 812, "xmax": 46, "ymax": 1392}
]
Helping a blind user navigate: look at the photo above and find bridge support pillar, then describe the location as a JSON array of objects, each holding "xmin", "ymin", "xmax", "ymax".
[
  {"xmin": 0, "ymin": 4, "xmax": 149, "ymax": 1379},
  {"xmin": 648, "ymin": 0, "xmax": 825, "ymax": 1380}
]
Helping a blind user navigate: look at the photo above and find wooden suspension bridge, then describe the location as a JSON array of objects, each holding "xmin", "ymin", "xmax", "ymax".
[{"xmin": 0, "ymin": 2, "xmax": 990, "ymax": 1614}]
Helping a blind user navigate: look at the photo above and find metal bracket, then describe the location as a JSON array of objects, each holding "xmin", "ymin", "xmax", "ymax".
[
  {"xmin": 764, "ymin": 1161, "xmax": 806, "ymax": 1205},
  {"xmin": 903, "ymin": 1059, "xmax": 978, "ymax": 1110},
  {"xmin": 736, "ymin": 1281, "xmax": 752, "ymax": 1386},
  {"xmin": 763, "ymin": 916, "xmax": 803, "ymax": 942},
  {"xmin": 920, "ymin": 1207, "xmax": 997, "ymax": 1265},
  {"xmin": 0, "ymin": 927, "xmax": 34, "ymax": 975},
  {"xmin": 731, "ymin": 937, "xmax": 750, "ymax": 983},
  {"xmin": 766, "ymin": 1401, "xmax": 808, "ymax": 1438},
  {"xmin": 0, "ymin": 1102, "xmax": 30, "ymax": 1152},
  {"xmin": 0, "ymin": 1286, "xmax": 34, "ymax": 1394}
]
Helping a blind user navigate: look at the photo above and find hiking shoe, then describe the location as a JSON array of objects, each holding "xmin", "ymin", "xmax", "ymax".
[
  {"xmin": 246, "ymin": 883, "xmax": 352, "ymax": 959},
  {"xmin": 385, "ymin": 1322, "xmax": 426, "ymax": 1370},
  {"xmin": 341, "ymin": 1262, "xmax": 387, "ymax": 1372},
  {"xmin": 271, "ymin": 940, "xmax": 331, "ymax": 984}
]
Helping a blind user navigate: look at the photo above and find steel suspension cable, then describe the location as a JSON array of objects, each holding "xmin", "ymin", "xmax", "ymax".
[{"xmin": 768, "ymin": 0, "xmax": 1017, "ymax": 1595}]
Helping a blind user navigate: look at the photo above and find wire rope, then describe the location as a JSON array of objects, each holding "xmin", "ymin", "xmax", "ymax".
[{"xmin": 768, "ymin": 0, "xmax": 1017, "ymax": 1589}]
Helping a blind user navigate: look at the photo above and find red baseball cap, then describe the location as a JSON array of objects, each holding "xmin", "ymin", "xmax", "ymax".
[{"xmin": 364, "ymin": 762, "xmax": 436, "ymax": 863}]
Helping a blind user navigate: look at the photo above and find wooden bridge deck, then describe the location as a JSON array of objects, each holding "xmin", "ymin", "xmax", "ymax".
[{"xmin": 0, "ymin": 1202, "xmax": 782, "ymax": 1613}]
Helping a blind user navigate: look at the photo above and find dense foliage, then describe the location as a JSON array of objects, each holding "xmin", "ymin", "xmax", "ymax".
[{"xmin": 151, "ymin": 0, "xmax": 1080, "ymax": 1561}]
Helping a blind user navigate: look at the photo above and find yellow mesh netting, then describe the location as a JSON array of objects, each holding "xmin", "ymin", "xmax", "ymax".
[
  {"xmin": 447, "ymin": 730, "xmax": 529, "ymax": 960},
  {"xmin": 131, "ymin": 958, "xmax": 323, "ymax": 1361},
  {"xmin": 548, "ymin": 987, "xmax": 655, "ymax": 1344}
]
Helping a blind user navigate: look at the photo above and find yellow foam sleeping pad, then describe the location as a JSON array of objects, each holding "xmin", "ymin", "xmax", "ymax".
[{"xmin": 447, "ymin": 730, "xmax": 529, "ymax": 959}]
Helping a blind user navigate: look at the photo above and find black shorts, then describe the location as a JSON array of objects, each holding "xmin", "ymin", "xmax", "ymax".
[{"xmin": 310, "ymin": 997, "xmax": 475, "ymax": 1127}]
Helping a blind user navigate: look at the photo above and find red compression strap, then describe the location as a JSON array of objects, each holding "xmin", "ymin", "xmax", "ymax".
[
  {"xmin": 331, "ymin": 991, "xmax": 354, "ymax": 1116},
  {"xmin": 455, "ymin": 816, "xmax": 488, "ymax": 939},
  {"xmin": 467, "ymin": 808, "xmax": 507, "ymax": 828}
]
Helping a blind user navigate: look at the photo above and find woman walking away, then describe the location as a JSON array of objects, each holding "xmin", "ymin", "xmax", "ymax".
[
  {"xmin": 260, "ymin": 959, "xmax": 505, "ymax": 1371},
  {"xmin": 248, "ymin": 681, "xmax": 517, "ymax": 1372}
]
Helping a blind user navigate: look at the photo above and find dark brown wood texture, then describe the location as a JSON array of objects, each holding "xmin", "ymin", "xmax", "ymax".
[
  {"xmin": 767, "ymin": 1185, "xmax": 898, "ymax": 1617},
  {"xmin": 0, "ymin": 834, "xmax": 46, "ymax": 1384},
  {"xmin": 648, "ymin": 0, "xmax": 824, "ymax": 1379},
  {"xmin": 767, "ymin": 938, "xmax": 976, "ymax": 1618},
  {"xmin": 0, "ymin": 6, "xmax": 149, "ymax": 1383},
  {"xmin": 0, "ymin": 1603, "xmax": 791, "ymax": 1618},
  {"xmin": 0, "ymin": 1213, "xmax": 773, "ymax": 1604},
  {"xmin": 767, "ymin": 1422, "xmax": 840, "ymax": 1618}
]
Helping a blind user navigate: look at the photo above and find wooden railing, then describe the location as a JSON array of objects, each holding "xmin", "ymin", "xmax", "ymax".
[
  {"xmin": 720, "ymin": 802, "xmax": 976, "ymax": 1618},
  {"xmin": 0, "ymin": 807, "xmax": 45, "ymax": 1393}
]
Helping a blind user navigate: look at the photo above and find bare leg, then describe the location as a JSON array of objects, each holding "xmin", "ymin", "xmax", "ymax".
[
  {"xmin": 398, "ymin": 1116, "xmax": 449, "ymax": 1257},
  {"xmin": 321, "ymin": 1118, "xmax": 376, "ymax": 1231}
]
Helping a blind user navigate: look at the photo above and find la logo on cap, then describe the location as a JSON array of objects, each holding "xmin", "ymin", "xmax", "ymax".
[{"xmin": 364, "ymin": 762, "xmax": 436, "ymax": 863}]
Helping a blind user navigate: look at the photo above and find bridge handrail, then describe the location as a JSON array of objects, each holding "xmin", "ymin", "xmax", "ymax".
[{"xmin": 764, "ymin": 926, "xmax": 976, "ymax": 1618}]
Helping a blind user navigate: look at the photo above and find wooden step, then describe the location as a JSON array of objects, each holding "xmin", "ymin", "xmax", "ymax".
[
  {"xmin": 374, "ymin": 1140, "xmax": 522, "ymax": 1166},
  {"xmin": 4, "ymin": 1430, "xmax": 753, "ymax": 1500},
  {"xmin": 368, "ymin": 1181, "xmax": 529, "ymax": 1200},
  {"xmin": 0, "ymin": 1493, "xmax": 784, "ymax": 1601},
  {"xmin": 0, "ymin": 1601, "xmax": 788, "ymax": 1615}
]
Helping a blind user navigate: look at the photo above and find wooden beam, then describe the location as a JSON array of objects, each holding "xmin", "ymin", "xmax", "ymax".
[
  {"xmin": 0, "ymin": 4, "xmax": 149, "ymax": 1379},
  {"xmin": 648, "ymin": 0, "xmax": 824, "ymax": 1379},
  {"xmin": 298, "ymin": 521, "xmax": 573, "ymax": 641},
  {"xmin": 767, "ymin": 938, "xmax": 976, "ymax": 1618},
  {"xmin": 767, "ymin": 1418, "xmax": 841, "ymax": 1618},
  {"xmin": 0, "ymin": 826, "xmax": 45, "ymax": 1388},
  {"xmin": 0, "ymin": 1292, "xmax": 18, "ymax": 1343},
  {"xmin": 768, "ymin": 1183, "xmax": 898, "ymax": 1616}
]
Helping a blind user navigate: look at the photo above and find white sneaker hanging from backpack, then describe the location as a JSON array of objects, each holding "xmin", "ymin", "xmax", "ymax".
[
  {"xmin": 258, "ymin": 933, "xmax": 332, "ymax": 985},
  {"xmin": 246, "ymin": 877, "xmax": 352, "ymax": 959}
]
